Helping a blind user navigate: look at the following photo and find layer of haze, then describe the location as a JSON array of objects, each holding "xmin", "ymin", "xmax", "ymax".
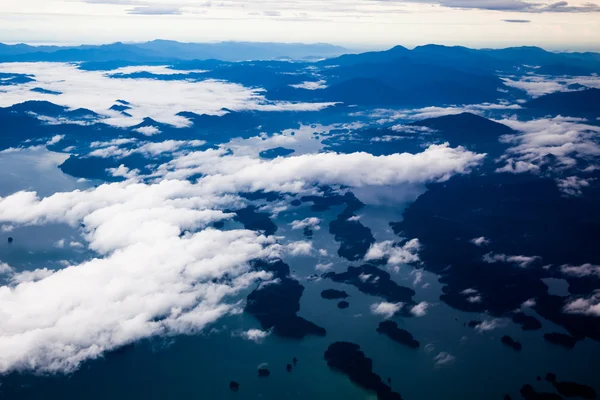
[{"xmin": 0, "ymin": 0, "xmax": 599, "ymax": 50}]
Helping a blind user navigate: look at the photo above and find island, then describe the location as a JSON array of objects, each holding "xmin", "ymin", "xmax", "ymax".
[
  {"xmin": 321, "ymin": 289, "xmax": 349, "ymax": 300},
  {"xmin": 324, "ymin": 342, "xmax": 403, "ymax": 400},
  {"xmin": 377, "ymin": 321, "xmax": 420, "ymax": 349},
  {"xmin": 546, "ymin": 373, "xmax": 597, "ymax": 399},
  {"xmin": 501, "ymin": 335, "xmax": 522, "ymax": 351},
  {"xmin": 338, "ymin": 301, "xmax": 350, "ymax": 309},
  {"xmin": 246, "ymin": 259, "xmax": 326, "ymax": 339}
]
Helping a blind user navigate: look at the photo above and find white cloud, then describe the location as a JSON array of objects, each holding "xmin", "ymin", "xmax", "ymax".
[
  {"xmin": 290, "ymin": 217, "xmax": 321, "ymax": 231},
  {"xmin": 496, "ymin": 117, "xmax": 600, "ymax": 172},
  {"xmin": 474, "ymin": 318, "xmax": 508, "ymax": 332},
  {"xmin": 364, "ymin": 239, "xmax": 421, "ymax": 265},
  {"xmin": 239, "ymin": 328, "xmax": 271, "ymax": 343},
  {"xmin": 483, "ymin": 252, "xmax": 541, "ymax": 268},
  {"xmin": 154, "ymin": 144, "xmax": 486, "ymax": 188},
  {"xmin": 315, "ymin": 262, "xmax": 334, "ymax": 272},
  {"xmin": 410, "ymin": 301, "xmax": 430, "ymax": 317},
  {"xmin": 290, "ymin": 80, "xmax": 327, "ymax": 90},
  {"xmin": 561, "ymin": 263, "xmax": 600, "ymax": 278},
  {"xmin": 46, "ymin": 135, "xmax": 65, "ymax": 146},
  {"xmin": 470, "ymin": 236, "xmax": 490, "ymax": 247},
  {"xmin": 370, "ymin": 301, "xmax": 403, "ymax": 319},
  {"xmin": 54, "ymin": 239, "xmax": 65, "ymax": 248},
  {"xmin": 0, "ymin": 262, "xmax": 14, "ymax": 275},
  {"xmin": 10, "ymin": 268, "xmax": 55, "ymax": 284},
  {"xmin": 368, "ymin": 102, "xmax": 521, "ymax": 123},
  {"xmin": 107, "ymin": 165, "xmax": 140, "ymax": 179},
  {"xmin": 495, "ymin": 158, "xmax": 540, "ymax": 174},
  {"xmin": 501, "ymin": 74, "xmax": 600, "ymax": 97},
  {"xmin": 133, "ymin": 126, "xmax": 161, "ymax": 136},
  {"xmin": 285, "ymin": 240, "xmax": 313, "ymax": 256},
  {"xmin": 556, "ymin": 176, "xmax": 592, "ymax": 197},
  {"xmin": 1, "ymin": 225, "xmax": 14, "ymax": 232},
  {"xmin": 88, "ymin": 139, "xmax": 206, "ymax": 158},
  {"xmin": 522, "ymin": 298, "xmax": 536, "ymax": 308},
  {"xmin": 467, "ymin": 295, "xmax": 482, "ymax": 303},
  {"xmin": 461, "ymin": 288, "xmax": 479, "ymax": 295},
  {"xmin": 411, "ymin": 269, "xmax": 424, "ymax": 286},
  {"xmin": 563, "ymin": 292, "xmax": 600, "ymax": 317},
  {"xmin": 110, "ymin": 65, "xmax": 207, "ymax": 76},
  {"xmin": 434, "ymin": 352, "xmax": 455, "ymax": 366},
  {"xmin": 0, "ymin": 228, "xmax": 279, "ymax": 374},
  {"xmin": 0, "ymin": 62, "xmax": 335, "ymax": 128}
]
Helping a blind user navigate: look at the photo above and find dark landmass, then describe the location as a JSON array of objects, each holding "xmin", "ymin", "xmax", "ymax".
[
  {"xmin": 324, "ymin": 342, "xmax": 403, "ymax": 400},
  {"xmin": 329, "ymin": 193, "xmax": 374, "ymax": 261},
  {"xmin": 293, "ymin": 357, "xmax": 298, "ymax": 366},
  {"xmin": 286, "ymin": 364, "xmax": 292, "ymax": 372},
  {"xmin": 520, "ymin": 384, "xmax": 563, "ymax": 400},
  {"xmin": 229, "ymin": 381, "xmax": 240, "ymax": 392},
  {"xmin": 411, "ymin": 112, "xmax": 514, "ymax": 154},
  {"xmin": 245, "ymin": 259, "xmax": 326, "ymax": 339},
  {"xmin": 546, "ymin": 373, "xmax": 597, "ymax": 399},
  {"xmin": 30, "ymin": 87, "xmax": 62, "ymax": 95},
  {"xmin": 543, "ymin": 333, "xmax": 577, "ymax": 349},
  {"xmin": 7, "ymin": 237, "xmax": 13, "ymax": 244},
  {"xmin": 323, "ymin": 265, "xmax": 416, "ymax": 311},
  {"xmin": 501, "ymin": 335, "xmax": 522, "ymax": 351},
  {"xmin": 290, "ymin": 199, "xmax": 302, "ymax": 207},
  {"xmin": 512, "ymin": 312, "xmax": 542, "ymax": 331},
  {"xmin": 391, "ymin": 172, "xmax": 600, "ymax": 340},
  {"xmin": 377, "ymin": 321, "xmax": 420, "ymax": 349},
  {"xmin": 300, "ymin": 190, "xmax": 375, "ymax": 260},
  {"xmin": 259, "ymin": 147, "xmax": 295, "ymax": 159},
  {"xmin": 321, "ymin": 289, "xmax": 349, "ymax": 300},
  {"xmin": 302, "ymin": 226, "xmax": 313, "ymax": 239},
  {"xmin": 109, "ymin": 104, "xmax": 130, "ymax": 112},
  {"xmin": 232, "ymin": 206, "xmax": 277, "ymax": 236},
  {"xmin": 258, "ymin": 368, "xmax": 270, "ymax": 377},
  {"xmin": 338, "ymin": 301, "xmax": 350, "ymax": 309},
  {"xmin": 59, "ymin": 153, "xmax": 162, "ymax": 182},
  {"xmin": 525, "ymin": 88, "xmax": 600, "ymax": 117}
]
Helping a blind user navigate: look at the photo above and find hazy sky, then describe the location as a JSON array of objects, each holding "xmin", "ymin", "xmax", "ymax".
[{"xmin": 1, "ymin": 0, "xmax": 599, "ymax": 50}]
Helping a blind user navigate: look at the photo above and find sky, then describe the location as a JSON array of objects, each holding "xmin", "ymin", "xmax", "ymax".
[{"xmin": 0, "ymin": 0, "xmax": 599, "ymax": 52}]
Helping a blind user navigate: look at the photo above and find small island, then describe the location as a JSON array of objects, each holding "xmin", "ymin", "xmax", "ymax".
[
  {"xmin": 512, "ymin": 312, "xmax": 542, "ymax": 331},
  {"xmin": 376, "ymin": 321, "xmax": 420, "ymax": 349},
  {"xmin": 501, "ymin": 335, "xmax": 522, "ymax": 351},
  {"xmin": 321, "ymin": 289, "xmax": 349, "ymax": 300},
  {"xmin": 338, "ymin": 301, "xmax": 350, "ymax": 309},
  {"xmin": 324, "ymin": 342, "xmax": 403, "ymax": 400},
  {"xmin": 546, "ymin": 373, "xmax": 597, "ymax": 399}
]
